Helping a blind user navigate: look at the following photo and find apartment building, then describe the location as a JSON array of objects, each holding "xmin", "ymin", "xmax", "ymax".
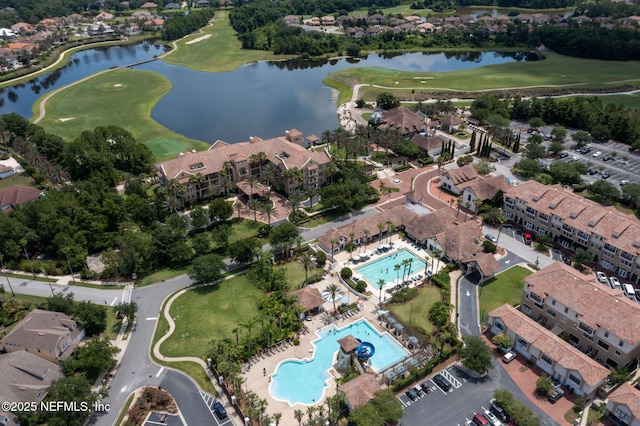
[
  {"xmin": 503, "ymin": 180, "xmax": 640, "ymax": 283},
  {"xmin": 519, "ymin": 262, "xmax": 640, "ymax": 369},
  {"xmin": 156, "ymin": 130, "xmax": 332, "ymax": 200}
]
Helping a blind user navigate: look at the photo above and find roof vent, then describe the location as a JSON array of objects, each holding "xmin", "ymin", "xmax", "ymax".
[
  {"xmin": 613, "ymin": 232, "xmax": 621, "ymax": 238},
  {"xmin": 570, "ymin": 212, "xmax": 578, "ymax": 219},
  {"xmin": 37, "ymin": 332, "xmax": 45, "ymax": 336},
  {"xmin": 549, "ymin": 202, "xmax": 557, "ymax": 209},
  {"xmin": 634, "ymin": 241, "xmax": 640, "ymax": 248},
  {"xmin": 532, "ymin": 195, "xmax": 540, "ymax": 202},
  {"xmin": 588, "ymin": 220, "xmax": 596, "ymax": 227}
]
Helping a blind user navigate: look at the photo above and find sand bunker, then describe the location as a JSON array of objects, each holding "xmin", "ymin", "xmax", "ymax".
[
  {"xmin": 59, "ymin": 117, "xmax": 74, "ymax": 122},
  {"xmin": 114, "ymin": 84, "xmax": 122, "ymax": 87},
  {"xmin": 186, "ymin": 34, "xmax": 212, "ymax": 45}
]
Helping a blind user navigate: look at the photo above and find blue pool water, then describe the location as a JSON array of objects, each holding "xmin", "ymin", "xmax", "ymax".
[
  {"xmin": 356, "ymin": 249, "xmax": 426, "ymax": 289},
  {"xmin": 269, "ymin": 319, "xmax": 410, "ymax": 406}
]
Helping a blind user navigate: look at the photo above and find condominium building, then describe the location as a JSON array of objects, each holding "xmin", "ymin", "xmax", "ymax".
[
  {"xmin": 156, "ymin": 130, "xmax": 332, "ymax": 200},
  {"xmin": 503, "ymin": 180, "xmax": 640, "ymax": 283},
  {"xmin": 519, "ymin": 262, "xmax": 640, "ymax": 369}
]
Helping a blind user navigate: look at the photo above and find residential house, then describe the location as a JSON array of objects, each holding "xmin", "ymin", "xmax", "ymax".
[
  {"xmin": 365, "ymin": 25, "xmax": 382, "ymax": 36},
  {"xmin": 38, "ymin": 18, "xmax": 59, "ymax": 30},
  {"xmin": 338, "ymin": 373, "xmax": 381, "ymax": 412},
  {"xmin": 131, "ymin": 11, "xmax": 153, "ymax": 20},
  {"xmin": 165, "ymin": 2, "xmax": 181, "ymax": 9},
  {"xmin": 88, "ymin": 23, "xmax": 115, "ymax": 36},
  {"xmin": 606, "ymin": 383, "xmax": 640, "ymax": 426},
  {"xmin": 156, "ymin": 131, "xmax": 332, "ymax": 200},
  {"xmin": 440, "ymin": 164, "xmax": 479, "ymax": 195},
  {"xmin": 440, "ymin": 114, "xmax": 462, "ymax": 133},
  {"xmin": 460, "ymin": 174, "xmax": 510, "ymax": 212},
  {"xmin": 195, "ymin": 0, "xmax": 210, "ymax": 7},
  {"xmin": 302, "ymin": 17, "xmax": 320, "ymax": 26},
  {"xmin": 144, "ymin": 18, "xmax": 164, "ymax": 30},
  {"xmin": 320, "ymin": 15, "xmax": 335, "ymax": 26},
  {"xmin": 7, "ymin": 42, "xmax": 35, "ymax": 55},
  {"xmin": 306, "ymin": 134, "xmax": 320, "ymax": 146},
  {"xmin": 10, "ymin": 22, "xmax": 34, "ymax": 34},
  {"xmin": 0, "ymin": 309, "xmax": 85, "ymax": 363},
  {"xmin": 503, "ymin": 180, "xmax": 640, "ymax": 283},
  {"xmin": 519, "ymin": 261, "xmax": 640, "ymax": 369},
  {"xmin": 488, "ymin": 303, "xmax": 610, "ymax": 397},
  {"xmin": 417, "ymin": 22, "xmax": 436, "ymax": 33},
  {"xmin": 284, "ymin": 15, "xmax": 300, "ymax": 26},
  {"xmin": 0, "ymin": 352, "xmax": 62, "ymax": 406},
  {"xmin": 0, "ymin": 164, "xmax": 14, "ymax": 179},
  {"xmin": 377, "ymin": 106, "xmax": 426, "ymax": 136},
  {"xmin": 404, "ymin": 15, "xmax": 421, "ymax": 24},
  {"xmin": 141, "ymin": 1, "xmax": 158, "ymax": 8},
  {"xmin": 409, "ymin": 133, "xmax": 445, "ymax": 158},
  {"xmin": 95, "ymin": 11, "xmax": 114, "ymax": 21},
  {"xmin": 0, "ymin": 28, "xmax": 15, "ymax": 38},
  {"xmin": 0, "ymin": 184, "xmax": 42, "ymax": 211}
]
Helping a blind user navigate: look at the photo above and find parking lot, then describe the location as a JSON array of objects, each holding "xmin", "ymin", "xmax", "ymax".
[
  {"xmin": 200, "ymin": 392, "xmax": 232, "ymax": 426},
  {"xmin": 144, "ymin": 412, "xmax": 183, "ymax": 426}
]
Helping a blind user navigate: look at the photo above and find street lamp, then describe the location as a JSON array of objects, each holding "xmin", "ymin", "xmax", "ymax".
[
  {"xmin": 43, "ymin": 269, "xmax": 54, "ymax": 296},
  {"xmin": 63, "ymin": 247, "xmax": 75, "ymax": 283}
]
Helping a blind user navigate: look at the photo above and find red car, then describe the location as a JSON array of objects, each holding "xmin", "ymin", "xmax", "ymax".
[{"xmin": 523, "ymin": 233, "xmax": 532, "ymax": 245}]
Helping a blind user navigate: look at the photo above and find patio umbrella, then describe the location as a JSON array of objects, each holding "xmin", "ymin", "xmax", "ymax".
[
  {"xmin": 387, "ymin": 317, "xmax": 397, "ymax": 324},
  {"xmin": 408, "ymin": 357, "xmax": 419, "ymax": 367},
  {"xmin": 395, "ymin": 323, "xmax": 404, "ymax": 334},
  {"xmin": 395, "ymin": 365, "xmax": 406, "ymax": 375},
  {"xmin": 353, "ymin": 255, "xmax": 360, "ymax": 262},
  {"xmin": 383, "ymin": 244, "xmax": 391, "ymax": 249},
  {"xmin": 408, "ymin": 336, "xmax": 419, "ymax": 345},
  {"xmin": 385, "ymin": 371, "xmax": 397, "ymax": 381},
  {"xmin": 377, "ymin": 244, "xmax": 383, "ymax": 250},
  {"xmin": 341, "ymin": 296, "xmax": 349, "ymax": 305}
]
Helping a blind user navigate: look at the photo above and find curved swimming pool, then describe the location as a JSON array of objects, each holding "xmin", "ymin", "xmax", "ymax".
[{"xmin": 269, "ymin": 319, "xmax": 409, "ymax": 406}]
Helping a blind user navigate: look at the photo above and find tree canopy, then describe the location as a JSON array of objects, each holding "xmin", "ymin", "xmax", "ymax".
[
  {"xmin": 459, "ymin": 335, "xmax": 494, "ymax": 374},
  {"xmin": 187, "ymin": 253, "xmax": 226, "ymax": 285}
]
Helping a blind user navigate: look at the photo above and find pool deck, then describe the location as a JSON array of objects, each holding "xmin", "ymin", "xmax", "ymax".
[{"xmin": 241, "ymin": 236, "xmax": 447, "ymax": 424}]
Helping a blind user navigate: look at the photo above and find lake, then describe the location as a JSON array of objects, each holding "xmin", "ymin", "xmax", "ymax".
[{"xmin": 0, "ymin": 44, "xmax": 532, "ymax": 144}]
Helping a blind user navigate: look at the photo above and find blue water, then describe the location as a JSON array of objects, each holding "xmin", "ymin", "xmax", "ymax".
[
  {"xmin": 269, "ymin": 319, "xmax": 409, "ymax": 406},
  {"xmin": 356, "ymin": 249, "xmax": 426, "ymax": 289}
]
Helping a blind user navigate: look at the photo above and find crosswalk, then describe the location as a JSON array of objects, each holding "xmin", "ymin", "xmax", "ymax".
[{"xmin": 121, "ymin": 284, "xmax": 133, "ymax": 304}]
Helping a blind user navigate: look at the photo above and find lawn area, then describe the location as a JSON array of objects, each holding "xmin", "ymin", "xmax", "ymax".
[
  {"xmin": 324, "ymin": 53, "xmax": 640, "ymax": 105},
  {"xmin": 348, "ymin": 4, "xmax": 432, "ymax": 16},
  {"xmin": 159, "ymin": 275, "xmax": 263, "ymax": 359},
  {"xmin": 596, "ymin": 93, "xmax": 640, "ymax": 110},
  {"xmin": 161, "ymin": 11, "xmax": 291, "ymax": 72},
  {"xmin": 137, "ymin": 267, "xmax": 189, "ymax": 287},
  {"xmin": 478, "ymin": 266, "xmax": 532, "ymax": 323},
  {"xmin": 388, "ymin": 285, "xmax": 442, "ymax": 337},
  {"xmin": 32, "ymin": 69, "xmax": 209, "ymax": 161},
  {"xmin": 0, "ymin": 173, "xmax": 36, "ymax": 189}
]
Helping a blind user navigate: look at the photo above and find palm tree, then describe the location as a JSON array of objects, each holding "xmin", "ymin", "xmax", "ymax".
[
  {"xmin": 245, "ymin": 174, "xmax": 258, "ymax": 200},
  {"xmin": 294, "ymin": 409, "xmax": 304, "ymax": 426},
  {"xmin": 306, "ymin": 185, "xmax": 319, "ymax": 208},
  {"xmin": 464, "ymin": 201, "xmax": 471, "ymax": 222},
  {"xmin": 348, "ymin": 232, "xmax": 356, "ymax": 260},
  {"xmin": 189, "ymin": 173, "xmax": 207, "ymax": 198},
  {"xmin": 273, "ymin": 413, "xmax": 282, "ymax": 426},
  {"xmin": 324, "ymin": 162, "xmax": 339, "ymax": 183},
  {"xmin": 234, "ymin": 200, "xmax": 242, "ymax": 218},
  {"xmin": 378, "ymin": 278, "xmax": 386, "ymax": 302},
  {"xmin": 162, "ymin": 195, "xmax": 182, "ymax": 213},
  {"xmin": 394, "ymin": 263, "xmax": 401, "ymax": 285},
  {"xmin": 259, "ymin": 202, "xmax": 276, "ymax": 227},
  {"xmin": 262, "ymin": 162, "xmax": 279, "ymax": 196},
  {"xmin": 287, "ymin": 190, "xmax": 305, "ymax": 215},
  {"xmin": 232, "ymin": 327, "xmax": 240, "ymax": 345},
  {"xmin": 307, "ymin": 406, "xmax": 315, "ymax": 421},
  {"xmin": 432, "ymin": 249, "xmax": 443, "ymax": 272},
  {"xmin": 474, "ymin": 199, "xmax": 482, "ymax": 219},
  {"xmin": 326, "ymin": 283, "xmax": 340, "ymax": 314},
  {"xmin": 329, "ymin": 238, "xmax": 337, "ymax": 262},
  {"xmin": 250, "ymin": 151, "xmax": 267, "ymax": 177},
  {"xmin": 247, "ymin": 198, "xmax": 260, "ymax": 222},
  {"xmin": 362, "ymin": 229, "xmax": 370, "ymax": 251},
  {"xmin": 377, "ymin": 222, "xmax": 385, "ymax": 241},
  {"xmin": 385, "ymin": 220, "xmax": 393, "ymax": 244},
  {"xmin": 424, "ymin": 255, "xmax": 431, "ymax": 275},
  {"xmin": 401, "ymin": 258, "xmax": 410, "ymax": 283},
  {"xmin": 299, "ymin": 253, "xmax": 314, "ymax": 286}
]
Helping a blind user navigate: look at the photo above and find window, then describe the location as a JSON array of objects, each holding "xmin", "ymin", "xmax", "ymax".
[
  {"xmin": 521, "ymin": 304, "xmax": 531, "ymax": 315},
  {"xmin": 578, "ymin": 322, "xmax": 594, "ymax": 335},
  {"xmin": 546, "ymin": 308, "xmax": 557, "ymax": 318},
  {"xmin": 615, "ymin": 350, "xmax": 621, "ymax": 356},
  {"xmin": 525, "ymin": 221, "xmax": 533, "ymax": 230},
  {"xmin": 619, "ymin": 340, "xmax": 625, "ymax": 347},
  {"xmin": 526, "ymin": 212, "xmax": 535, "ymax": 220},
  {"xmin": 568, "ymin": 373, "xmax": 582, "ymax": 386},
  {"xmin": 529, "ymin": 292, "xmax": 543, "ymax": 303},
  {"xmin": 541, "ymin": 354, "xmax": 553, "ymax": 364},
  {"xmin": 551, "ymin": 299, "xmax": 556, "ymax": 306},
  {"xmin": 517, "ymin": 338, "xmax": 528, "ymax": 348},
  {"xmin": 597, "ymin": 340, "xmax": 609, "ymax": 350},
  {"xmin": 495, "ymin": 322, "xmax": 504, "ymax": 331},
  {"xmin": 615, "ymin": 408, "xmax": 631, "ymax": 422},
  {"xmin": 604, "ymin": 331, "xmax": 609, "ymax": 338},
  {"xmin": 564, "ymin": 307, "xmax": 569, "ymax": 314}
]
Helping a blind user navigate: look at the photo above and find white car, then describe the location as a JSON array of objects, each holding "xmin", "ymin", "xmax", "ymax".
[
  {"xmin": 610, "ymin": 276, "xmax": 621, "ymax": 289},
  {"xmin": 502, "ymin": 350, "xmax": 516, "ymax": 363},
  {"xmin": 592, "ymin": 151, "xmax": 603, "ymax": 157},
  {"xmin": 392, "ymin": 179, "xmax": 401, "ymax": 184},
  {"xmin": 596, "ymin": 271, "xmax": 608, "ymax": 284},
  {"xmin": 484, "ymin": 409, "xmax": 502, "ymax": 426}
]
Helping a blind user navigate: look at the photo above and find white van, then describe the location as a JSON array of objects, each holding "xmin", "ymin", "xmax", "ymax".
[{"xmin": 623, "ymin": 283, "xmax": 636, "ymax": 300}]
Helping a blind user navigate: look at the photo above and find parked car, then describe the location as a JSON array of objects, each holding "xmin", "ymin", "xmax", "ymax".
[
  {"xmin": 405, "ymin": 388, "xmax": 418, "ymax": 401},
  {"xmin": 610, "ymin": 276, "xmax": 621, "ymax": 289},
  {"xmin": 548, "ymin": 388, "xmax": 565, "ymax": 403},
  {"xmin": 502, "ymin": 350, "xmax": 516, "ymax": 363},
  {"xmin": 412, "ymin": 384, "xmax": 423, "ymax": 397},
  {"xmin": 485, "ymin": 234, "xmax": 498, "ymax": 243},
  {"xmin": 473, "ymin": 413, "xmax": 490, "ymax": 426},
  {"xmin": 420, "ymin": 381, "xmax": 432, "ymax": 393},
  {"xmin": 490, "ymin": 400, "xmax": 509, "ymax": 423},
  {"xmin": 523, "ymin": 233, "xmax": 532, "ymax": 245},
  {"xmin": 620, "ymin": 180, "xmax": 630, "ymax": 186},
  {"xmin": 603, "ymin": 155, "xmax": 612, "ymax": 161},
  {"xmin": 213, "ymin": 401, "xmax": 227, "ymax": 419},
  {"xmin": 592, "ymin": 151, "xmax": 602, "ymax": 157},
  {"xmin": 559, "ymin": 152, "xmax": 568, "ymax": 158},
  {"xmin": 484, "ymin": 410, "xmax": 502, "ymax": 426},
  {"xmin": 588, "ymin": 168, "xmax": 598, "ymax": 175},
  {"xmin": 562, "ymin": 255, "xmax": 572, "ymax": 265},
  {"xmin": 596, "ymin": 271, "xmax": 608, "ymax": 284},
  {"xmin": 601, "ymin": 172, "xmax": 610, "ymax": 179},
  {"xmin": 433, "ymin": 373, "xmax": 452, "ymax": 392}
]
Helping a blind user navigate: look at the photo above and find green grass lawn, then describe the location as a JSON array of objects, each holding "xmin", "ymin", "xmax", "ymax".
[
  {"xmin": 478, "ymin": 266, "xmax": 532, "ymax": 323},
  {"xmin": 388, "ymin": 285, "xmax": 442, "ymax": 337},
  {"xmin": 596, "ymin": 93, "xmax": 640, "ymax": 110},
  {"xmin": 159, "ymin": 275, "xmax": 263, "ymax": 358},
  {"xmin": 0, "ymin": 174, "xmax": 36, "ymax": 189},
  {"xmin": 324, "ymin": 53, "xmax": 640, "ymax": 105},
  {"xmin": 32, "ymin": 69, "xmax": 209, "ymax": 161},
  {"xmin": 348, "ymin": 4, "xmax": 432, "ymax": 16},
  {"xmin": 161, "ymin": 11, "xmax": 291, "ymax": 72},
  {"xmin": 137, "ymin": 267, "xmax": 189, "ymax": 287}
]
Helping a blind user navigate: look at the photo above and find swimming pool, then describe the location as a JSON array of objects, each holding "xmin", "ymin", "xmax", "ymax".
[
  {"xmin": 269, "ymin": 319, "xmax": 410, "ymax": 406},
  {"xmin": 356, "ymin": 249, "xmax": 426, "ymax": 289}
]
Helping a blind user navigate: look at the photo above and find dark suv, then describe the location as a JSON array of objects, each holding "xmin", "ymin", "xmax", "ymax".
[
  {"xmin": 433, "ymin": 373, "xmax": 452, "ymax": 392},
  {"xmin": 490, "ymin": 400, "xmax": 509, "ymax": 423},
  {"xmin": 213, "ymin": 401, "xmax": 227, "ymax": 419}
]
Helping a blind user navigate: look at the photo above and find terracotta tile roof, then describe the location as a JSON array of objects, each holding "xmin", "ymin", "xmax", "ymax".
[
  {"xmin": 489, "ymin": 304, "xmax": 610, "ymax": 387},
  {"xmin": 464, "ymin": 174, "xmax": 510, "ymax": 201},
  {"xmin": 0, "ymin": 352, "xmax": 62, "ymax": 404},
  {"xmin": 157, "ymin": 135, "xmax": 331, "ymax": 180},
  {"xmin": 0, "ymin": 184, "xmax": 42, "ymax": 210},
  {"xmin": 443, "ymin": 164, "xmax": 478, "ymax": 185},
  {"xmin": 338, "ymin": 335, "xmax": 361, "ymax": 352},
  {"xmin": 467, "ymin": 251, "xmax": 500, "ymax": 277},
  {"xmin": 505, "ymin": 180, "xmax": 640, "ymax": 255},
  {"xmin": 405, "ymin": 207, "xmax": 457, "ymax": 241},
  {"xmin": 435, "ymin": 219, "xmax": 482, "ymax": 262},
  {"xmin": 378, "ymin": 106, "xmax": 426, "ymax": 134},
  {"xmin": 441, "ymin": 114, "xmax": 462, "ymax": 126},
  {"xmin": 7, "ymin": 42, "xmax": 35, "ymax": 50},
  {"xmin": 338, "ymin": 373, "xmax": 381, "ymax": 409},
  {"xmin": 525, "ymin": 262, "xmax": 640, "ymax": 344},
  {"xmin": 289, "ymin": 287, "xmax": 325, "ymax": 311},
  {"xmin": 608, "ymin": 383, "xmax": 640, "ymax": 419},
  {"xmin": 409, "ymin": 133, "xmax": 445, "ymax": 151}
]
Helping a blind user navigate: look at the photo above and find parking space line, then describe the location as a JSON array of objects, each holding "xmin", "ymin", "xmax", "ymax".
[
  {"xmin": 397, "ymin": 396, "xmax": 410, "ymax": 407},
  {"xmin": 442, "ymin": 369, "xmax": 462, "ymax": 389}
]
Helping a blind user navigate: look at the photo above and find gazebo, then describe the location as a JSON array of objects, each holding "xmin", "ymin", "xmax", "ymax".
[
  {"xmin": 289, "ymin": 286, "xmax": 325, "ymax": 318},
  {"xmin": 335, "ymin": 334, "xmax": 362, "ymax": 372}
]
